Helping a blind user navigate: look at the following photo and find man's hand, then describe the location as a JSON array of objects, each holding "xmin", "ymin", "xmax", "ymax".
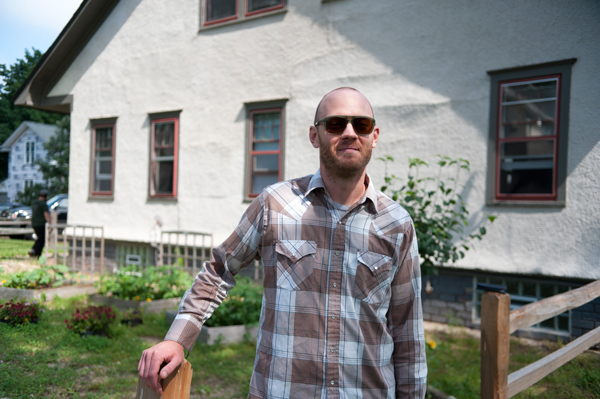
[{"xmin": 138, "ymin": 340, "xmax": 185, "ymax": 394}]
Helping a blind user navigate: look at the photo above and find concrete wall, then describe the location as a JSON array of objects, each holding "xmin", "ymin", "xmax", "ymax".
[{"xmin": 48, "ymin": 0, "xmax": 600, "ymax": 279}]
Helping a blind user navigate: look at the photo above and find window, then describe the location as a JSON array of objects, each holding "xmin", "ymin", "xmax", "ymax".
[
  {"xmin": 474, "ymin": 277, "xmax": 570, "ymax": 333},
  {"xmin": 91, "ymin": 123, "xmax": 116, "ymax": 196},
  {"xmin": 486, "ymin": 59, "xmax": 575, "ymax": 206},
  {"xmin": 202, "ymin": 0, "xmax": 285, "ymax": 28},
  {"xmin": 24, "ymin": 179, "xmax": 34, "ymax": 189},
  {"xmin": 150, "ymin": 116, "xmax": 178, "ymax": 198},
  {"xmin": 246, "ymin": 100, "xmax": 286, "ymax": 198},
  {"xmin": 26, "ymin": 142, "xmax": 35, "ymax": 164}
]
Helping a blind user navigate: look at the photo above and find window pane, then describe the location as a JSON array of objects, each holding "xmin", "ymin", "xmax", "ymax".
[
  {"xmin": 154, "ymin": 122, "xmax": 174, "ymax": 157},
  {"xmin": 253, "ymin": 112, "xmax": 280, "ymax": 143},
  {"xmin": 501, "ymin": 101, "xmax": 556, "ymax": 138},
  {"xmin": 252, "ymin": 173, "xmax": 278, "ymax": 194},
  {"xmin": 96, "ymin": 127, "xmax": 113, "ymax": 150},
  {"xmin": 248, "ymin": 0, "xmax": 282, "ymax": 13},
  {"xmin": 540, "ymin": 284, "xmax": 555, "ymax": 298},
  {"xmin": 499, "ymin": 140, "xmax": 554, "ymax": 194},
  {"xmin": 254, "ymin": 142, "xmax": 280, "ymax": 151},
  {"xmin": 153, "ymin": 160, "xmax": 174, "ymax": 194},
  {"xmin": 253, "ymin": 154, "xmax": 279, "ymax": 172},
  {"xmin": 96, "ymin": 179, "xmax": 112, "ymax": 192},
  {"xmin": 206, "ymin": 0, "xmax": 236, "ymax": 21},
  {"xmin": 98, "ymin": 160, "xmax": 112, "ymax": 174},
  {"xmin": 502, "ymin": 80, "xmax": 557, "ymax": 103}
]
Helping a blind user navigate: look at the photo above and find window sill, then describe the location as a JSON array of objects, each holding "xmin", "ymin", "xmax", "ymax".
[
  {"xmin": 199, "ymin": 8, "xmax": 286, "ymax": 32},
  {"xmin": 147, "ymin": 196, "xmax": 178, "ymax": 203},
  {"xmin": 88, "ymin": 195, "xmax": 114, "ymax": 202},
  {"xmin": 486, "ymin": 200, "xmax": 565, "ymax": 208}
]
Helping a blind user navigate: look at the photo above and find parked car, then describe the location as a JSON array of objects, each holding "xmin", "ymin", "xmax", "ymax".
[{"xmin": 0, "ymin": 194, "xmax": 68, "ymax": 239}]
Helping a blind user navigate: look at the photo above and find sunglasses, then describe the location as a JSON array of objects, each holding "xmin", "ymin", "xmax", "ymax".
[{"xmin": 314, "ymin": 115, "xmax": 376, "ymax": 135}]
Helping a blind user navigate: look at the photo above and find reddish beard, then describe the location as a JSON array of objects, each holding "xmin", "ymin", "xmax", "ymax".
[{"xmin": 317, "ymin": 133, "xmax": 373, "ymax": 180}]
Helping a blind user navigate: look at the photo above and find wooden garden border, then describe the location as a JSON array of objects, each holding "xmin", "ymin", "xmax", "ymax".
[{"xmin": 480, "ymin": 279, "xmax": 600, "ymax": 398}]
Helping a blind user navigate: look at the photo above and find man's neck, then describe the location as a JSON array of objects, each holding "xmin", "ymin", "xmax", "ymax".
[{"xmin": 319, "ymin": 167, "xmax": 367, "ymax": 206}]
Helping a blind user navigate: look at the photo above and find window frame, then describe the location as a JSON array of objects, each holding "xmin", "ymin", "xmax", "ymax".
[
  {"xmin": 245, "ymin": 99, "xmax": 287, "ymax": 199},
  {"xmin": 486, "ymin": 59, "xmax": 576, "ymax": 207},
  {"xmin": 90, "ymin": 122, "xmax": 116, "ymax": 197},
  {"xmin": 25, "ymin": 141, "xmax": 35, "ymax": 164},
  {"xmin": 200, "ymin": 0, "xmax": 286, "ymax": 29},
  {"xmin": 149, "ymin": 115, "xmax": 179, "ymax": 199}
]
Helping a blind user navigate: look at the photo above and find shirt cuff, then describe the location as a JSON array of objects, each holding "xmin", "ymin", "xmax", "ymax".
[{"xmin": 164, "ymin": 313, "xmax": 203, "ymax": 355}]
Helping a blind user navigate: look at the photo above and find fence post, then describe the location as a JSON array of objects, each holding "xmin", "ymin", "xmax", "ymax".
[{"xmin": 480, "ymin": 287, "xmax": 511, "ymax": 399}]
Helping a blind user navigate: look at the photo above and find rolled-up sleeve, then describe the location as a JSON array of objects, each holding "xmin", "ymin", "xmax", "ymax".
[{"xmin": 164, "ymin": 194, "xmax": 265, "ymax": 353}]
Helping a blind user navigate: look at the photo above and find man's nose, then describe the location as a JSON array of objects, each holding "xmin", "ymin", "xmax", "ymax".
[{"xmin": 340, "ymin": 121, "xmax": 358, "ymax": 139}]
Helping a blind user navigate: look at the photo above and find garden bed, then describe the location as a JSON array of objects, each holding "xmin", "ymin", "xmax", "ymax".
[
  {"xmin": 166, "ymin": 310, "xmax": 258, "ymax": 345},
  {"xmin": 89, "ymin": 293, "xmax": 180, "ymax": 314},
  {"xmin": 0, "ymin": 283, "xmax": 97, "ymax": 301}
]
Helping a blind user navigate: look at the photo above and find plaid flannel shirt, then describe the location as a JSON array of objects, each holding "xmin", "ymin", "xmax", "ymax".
[{"xmin": 166, "ymin": 170, "xmax": 427, "ymax": 398}]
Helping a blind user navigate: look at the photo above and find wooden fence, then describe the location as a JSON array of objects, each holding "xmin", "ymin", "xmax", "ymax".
[
  {"xmin": 159, "ymin": 230, "xmax": 213, "ymax": 276},
  {"xmin": 480, "ymin": 280, "xmax": 600, "ymax": 398}
]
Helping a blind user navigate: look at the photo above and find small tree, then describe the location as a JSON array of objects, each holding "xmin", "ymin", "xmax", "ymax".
[
  {"xmin": 14, "ymin": 183, "xmax": 46, "ymax": 206},
  {"xmin": 380, "ymin": 155, "xmax": 496, "ymax": 276},
  {"xmin": 35, "ymin": 116, "xmax": 70, "ymax": 195}
]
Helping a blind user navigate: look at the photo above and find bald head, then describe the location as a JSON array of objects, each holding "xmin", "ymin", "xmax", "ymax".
[{"xmin": 314, "ymin": 87, "xmax": 374, "ymax": 124}]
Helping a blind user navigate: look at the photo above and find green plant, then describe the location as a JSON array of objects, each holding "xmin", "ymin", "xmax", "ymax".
[
  {"xmin": 1, "ymin": 264, "xmax": 73, "ymax": 289},
  {"xmin": 64, "ymin": 305, "xmax": 116, "ymax": 336},
  {"xmin": 0, "ymin": 299, "xmax": 44, "ymax": 325},
  {"xmin": 97, "ymin": 265, "xmax": 193, "ymax": 300},
  {"xmin": 204, "ymin": 276, "xmax": 263, "ymax": 327},
  {"xmin": 380, "ymin": 155, "xmax": 496, "ymax": 276}
]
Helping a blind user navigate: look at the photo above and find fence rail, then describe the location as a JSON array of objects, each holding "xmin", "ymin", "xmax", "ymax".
[
  {"xmin": 480, "ymin": 279, "xmax": 600, "ymax": 399},
  {"xmin": 44, "ymin": 223, "xmax": 105, "ymax": 281},
  {"xmin": 159, "ymin": 230, "xmax": 213, "ymax": 276}
]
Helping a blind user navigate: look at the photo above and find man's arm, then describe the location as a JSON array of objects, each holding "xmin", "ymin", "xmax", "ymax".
[
  {"xmin": 387, "ymin": 224, "xmax": 427, "ymax": 399},
  {"xmin": 138, "ymin": 194, "xmax": 265, "ymax": 392}
]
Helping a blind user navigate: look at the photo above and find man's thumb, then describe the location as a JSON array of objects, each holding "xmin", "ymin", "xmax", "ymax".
[{"xmin": 159, "ymin": 360, "xmax": 179, "ymax": 379}]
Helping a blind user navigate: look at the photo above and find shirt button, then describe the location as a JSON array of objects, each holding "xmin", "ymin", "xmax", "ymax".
[
  {"xmin": 333, "ymin": 283, "xmax": 337, "ymax": 288},
  {"xmin": 335, "ymin": 251, "xmax": 340, "ymax": 256},
  {"xmin": 331, "ymin": 316, "xmax": 335, "ymax": 319},
  {"xmin": 330, "ymin": 348, "xmax": 334, "ymax": 352},
  {"xmin": 331, "ymin": 381, "xmax": 335, "ymax": 385}
]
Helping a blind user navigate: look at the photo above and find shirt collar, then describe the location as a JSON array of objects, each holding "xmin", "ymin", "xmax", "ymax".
[{"xmin": 307, "ymin": 169, "xmax": 379, "ymax": 214}]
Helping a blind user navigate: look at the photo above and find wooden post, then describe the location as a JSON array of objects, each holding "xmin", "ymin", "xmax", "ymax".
[
  {"xmin": 481, "ymin": 291, "xmax": 511, "ymax": 399},
  {"xmin": 136, "ymin": 359, "xmax": 193, "ymax": 399}
]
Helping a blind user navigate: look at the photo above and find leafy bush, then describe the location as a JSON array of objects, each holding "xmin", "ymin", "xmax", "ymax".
[
  {"xmin": 380, "ymin": 155, "xmax": 496, "ymax": 276},
  {"xmin": 204, "ymin": 276, "xmax": 263, "ymax": 327},
  {"xmin": 64, "ymin": 305, "xmax": 116, "ymax": 336},
  {"xmin": 0, "ymin": 299, "xmax": 44, "ymax": 325},
  {"xmin": 97, "ymin": 265, "xmax": 193, "ymax": 301},
  {"xmin": 0, "ymin": 265, "xmax": 73, "ymax": 289}
]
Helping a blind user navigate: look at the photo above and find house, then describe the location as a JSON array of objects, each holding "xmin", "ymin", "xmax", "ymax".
[
  {"xmin": 0, "ymin": 121, "xmax": 56, "ymax": 202},
  {"xmin": 13, "ymin": 0, "xmax": 600, "ymax": 340}
]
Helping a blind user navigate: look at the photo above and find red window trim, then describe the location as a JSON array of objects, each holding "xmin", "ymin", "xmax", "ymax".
[
  {"xmin": 245, "ymin": 0, "xmax": 284, "ymax": 17},
  {"xmin": 203, "ymin": 0, "xmax": 238, "ymax": 26},
  {"xmin": 90, "ymin": 123, "xmax": 116, "ymax": 197},
  {"xmin": 494, "ymin": 74, "xmax": 561, "ymax": 202},
  {"xmin": 247, "ymin": 108, "xmax": 283, "ymax": 198},
  {"xmin": 149, "ymin": 116, "xmax": 179, "ymax": 198}
]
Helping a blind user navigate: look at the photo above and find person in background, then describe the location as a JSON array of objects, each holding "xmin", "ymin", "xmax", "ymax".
[
  {"xmin": 139, "ymin": 87, "xmax": 427, "ymax": 398},
  {"xmin": 29, "ymin": 189, "xmax": 51, "ymax": 258}
]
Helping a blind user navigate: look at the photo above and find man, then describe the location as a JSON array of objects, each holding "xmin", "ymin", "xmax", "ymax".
[
  {"xmin": 29, "ymin": 189, "xmax": 51, "ymax": 258},
  {"xmin": 139, "ymin": 87, "xmax": 427, "ymax": 398}
]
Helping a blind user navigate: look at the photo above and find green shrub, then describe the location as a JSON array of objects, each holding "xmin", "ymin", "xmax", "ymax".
[
  {"xmin": 0, "ymin": 264, "xmax": 73, "ymax": 289},
  {"xmin": 64, "ymin": 305, "xmax": 116, "ymax": 336},
  {"xmin": 380, "ymin": 155, "xmax": 496, "ymax": 276},
  {"xmin": 204, "ymin": 276, "xmax": 263, "ymax": 327},
  {"xmin": 0, "ymin": 299, "xmax": 45, "ymax": 325},
  {"xmin": 97, "ymin": 265, "xmax": 193, "ymax": 301}
]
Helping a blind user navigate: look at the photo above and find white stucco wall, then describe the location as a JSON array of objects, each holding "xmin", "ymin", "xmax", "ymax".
[{"xmin": 48, "ymin": 0, "xmax": 600, "ymax": 279}]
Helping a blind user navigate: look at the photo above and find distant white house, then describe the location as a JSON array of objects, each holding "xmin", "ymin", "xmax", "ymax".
[{"xmin": 0, "ymin": 121, "xmax": 56, "ymax": 202}]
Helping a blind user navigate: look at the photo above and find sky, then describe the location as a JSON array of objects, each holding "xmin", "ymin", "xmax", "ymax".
[{"xmin": 0, "ymin": 0, "xmax": 83, "ymax": 68}]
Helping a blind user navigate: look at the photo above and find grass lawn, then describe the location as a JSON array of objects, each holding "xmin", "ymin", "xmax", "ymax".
[
  {"xmin": 426, "ymin": 328, "xmax": 600, "ymax": 399},
  {"xmin": 0, "ymin": 237, "xmax": 36, "ymax": 259}
]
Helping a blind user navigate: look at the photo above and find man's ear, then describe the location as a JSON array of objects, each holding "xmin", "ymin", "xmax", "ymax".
[
  {"xmin": 371, "ymin": 126, "xmax": 380, "ymax": 148},
  {"xmin": 309, "ymin": 126, "xmax": 320, "ymax": 148}
]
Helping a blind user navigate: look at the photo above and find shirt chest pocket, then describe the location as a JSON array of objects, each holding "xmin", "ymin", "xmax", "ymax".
[
  {"xmin": 352, "ymin": 250, "xmax": 393, "ymax": 304},
  {"xmin": 275, "ymin": 240, "xmax": 317, "ymax": 291}
]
